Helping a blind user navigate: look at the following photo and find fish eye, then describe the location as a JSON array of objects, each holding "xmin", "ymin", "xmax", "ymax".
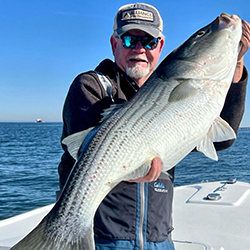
[{"xmin": 196, "ymin": 30, "xmax": 206, "ymax": 37}]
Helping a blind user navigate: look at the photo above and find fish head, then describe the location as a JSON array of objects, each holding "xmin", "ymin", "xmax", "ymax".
[{"xmin": 159, "ymin": 13, "xmax": 242, "ymax": 82}]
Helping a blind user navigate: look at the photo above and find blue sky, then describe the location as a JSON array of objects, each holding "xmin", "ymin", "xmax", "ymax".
[{"xmin": 1, "ymin": 0, "xmax": 250, "ymax": 126}]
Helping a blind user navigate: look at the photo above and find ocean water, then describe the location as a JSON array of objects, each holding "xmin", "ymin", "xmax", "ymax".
[
  {"xmin": 0, "ymin": 122, "xmax": 62, "ymax": 220},
  {"xmin": 0, "ymin": 122, "xmax": 249, "ymax": 221}
]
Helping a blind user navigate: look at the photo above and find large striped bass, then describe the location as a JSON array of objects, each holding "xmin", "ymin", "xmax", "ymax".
[{"xmin": 11, "ymin": 13, "xmax": 242, "ymax": 250}]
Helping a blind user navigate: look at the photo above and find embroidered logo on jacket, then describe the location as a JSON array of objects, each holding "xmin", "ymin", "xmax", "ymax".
[{"xmin": 154, "ymin": 182, "xmax": 168, "ymax": 193}]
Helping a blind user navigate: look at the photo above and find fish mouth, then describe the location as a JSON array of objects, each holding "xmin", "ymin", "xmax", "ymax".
[{"xmin": 218, "ymin": 13, "xmax": 240, "ymax": 31}]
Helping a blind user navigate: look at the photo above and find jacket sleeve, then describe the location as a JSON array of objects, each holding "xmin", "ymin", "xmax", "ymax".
[
  {"xmin": 58, "ymin": 72, "xmax": 112, "ymax": 190},
  {"xmin": 214, "ymin": 66, "xmax": 248, "ymax": 150}
]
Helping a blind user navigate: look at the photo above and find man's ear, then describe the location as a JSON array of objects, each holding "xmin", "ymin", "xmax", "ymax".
[
  {"xmin": 110, "ymin": 35, "xmax": 117, "ymax": 56},
  {"xmin": 158, "ymin": 38, "xmax": 164, "ymax": 53}
]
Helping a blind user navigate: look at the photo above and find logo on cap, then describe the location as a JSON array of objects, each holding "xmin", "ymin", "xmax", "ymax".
[{"xmin": 121, "ymin": 9, "xmax": 154, "ymax": 22}]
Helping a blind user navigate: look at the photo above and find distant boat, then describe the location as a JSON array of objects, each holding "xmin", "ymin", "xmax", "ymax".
[{"xmin": 36, "ymin": 119, "xmax": 43, "ymax": 123}]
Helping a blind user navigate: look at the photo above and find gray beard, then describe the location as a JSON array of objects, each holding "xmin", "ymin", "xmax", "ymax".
[{"xmin": 126, "ymin": 64, "xmax": 150, "ymax": 80}]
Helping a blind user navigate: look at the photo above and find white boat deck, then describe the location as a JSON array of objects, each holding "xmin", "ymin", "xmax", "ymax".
[
  {"xmin": 0, "ymin": 204, "xmax": 54, "ymax": 250},
  {"xmin": 0, "ymin": 180, "xmax": 249, "ymax": 249},
  {"xmin": 172, "ymin": 180, "xmax": 250, "ymax": 250}
]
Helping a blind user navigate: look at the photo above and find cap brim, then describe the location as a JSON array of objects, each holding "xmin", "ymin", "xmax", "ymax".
[{"xmin": 116, "ymin": 24, "xmax": 160, "ymax": 37}]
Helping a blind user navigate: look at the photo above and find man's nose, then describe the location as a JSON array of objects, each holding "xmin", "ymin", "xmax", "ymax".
[{"xmin": 133, "ymin": 41, "xmax": 146, "ymax": 51}]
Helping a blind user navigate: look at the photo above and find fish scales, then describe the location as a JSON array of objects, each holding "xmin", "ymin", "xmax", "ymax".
[{"xmin": 11, "ymin": 13, "xmax": 242, "ymax": 250}]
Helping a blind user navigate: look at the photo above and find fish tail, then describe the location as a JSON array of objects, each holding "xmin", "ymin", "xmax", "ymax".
[
  {"xmin": 10, "ymin": 219, "xmax": 51, "ymax": 250},
  {"xmin": 10, "ymin": 215, "xmax": 95, "ymax": 250}
]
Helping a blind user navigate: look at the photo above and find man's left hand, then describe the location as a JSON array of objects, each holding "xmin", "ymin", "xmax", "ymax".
[{"xmin": 128, "ymin": 157, "xmax": 162, "ymax": 183}]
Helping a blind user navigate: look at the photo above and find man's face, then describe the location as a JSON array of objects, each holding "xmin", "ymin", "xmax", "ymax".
[{"xmin": 111, "ymin": 30, "xmax": 164, "ymax": 86}]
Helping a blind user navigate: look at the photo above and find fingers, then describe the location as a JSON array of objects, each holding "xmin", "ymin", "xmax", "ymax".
[
  {"xmin": 238, "ymin": 19, "xmax": 250, "ymax": 60},
  {"xmin": 147, "ymin": 157, "xmax": 162, "ymax": 181},
  {"xmin": 233, "ymin": 19, "xmax": 250, "ymax": 82},
  {"xmin": 128, "ymin": 157, "xmax": 162, "ymax": 183}
]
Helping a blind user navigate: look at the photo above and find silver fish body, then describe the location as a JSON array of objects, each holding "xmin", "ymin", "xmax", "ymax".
[{"xmin": 11, "ymin": 14, "xmax": 242, "ymax": 250}]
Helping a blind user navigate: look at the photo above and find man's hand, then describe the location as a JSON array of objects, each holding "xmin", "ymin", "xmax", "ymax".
[
  {"xmin": 128, "ymin": 157, "xmax": 162, "ymax": 183},
  {"xmin": 233, "ymin": 19, "xmax": 250, "ymax": 83},
  {"xmin": 238, "ymin": 20, "xmax": 250, "ymax": 61}
]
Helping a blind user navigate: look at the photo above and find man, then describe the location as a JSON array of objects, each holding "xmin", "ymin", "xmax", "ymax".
[{"xmin": 58, "ymin": 3, "xmax": 250, "ymax": 250}]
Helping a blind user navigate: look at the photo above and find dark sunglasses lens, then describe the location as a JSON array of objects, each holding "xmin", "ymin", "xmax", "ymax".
[
  {"xmin": 121, "ymin": 35, "xmax": 160, "ymax": 50},
  {"xmin": 122, "ymin": 36, "xmax": 136, "ymax": 48},
  {"xmin": 142, "ymin": 37, "xmax": 159, "ymax": 49}
]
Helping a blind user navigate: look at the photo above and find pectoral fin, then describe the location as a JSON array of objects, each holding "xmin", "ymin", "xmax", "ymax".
[
  {"xmin": 196, "ymin": 117, "xmax": 236, "ymax": 161},
  {"xmin": 168, "ymin": 80, "xmax": 197, "ymax": 102}
]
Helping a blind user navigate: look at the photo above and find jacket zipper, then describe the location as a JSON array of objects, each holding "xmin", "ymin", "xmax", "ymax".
[{"xmin": 139, "ymin": 182, "xmax": 145, "ymax": 250}]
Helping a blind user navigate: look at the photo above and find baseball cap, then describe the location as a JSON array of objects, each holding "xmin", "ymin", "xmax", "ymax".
[{"xmin": 113, "ymin": 3, "xmax": 163, "ymax": 38}]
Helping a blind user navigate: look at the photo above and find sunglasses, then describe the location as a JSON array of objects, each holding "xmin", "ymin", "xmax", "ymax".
[{"xmin": 119, "ymin": 35, "xmax": 161, "ymax": 50}]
